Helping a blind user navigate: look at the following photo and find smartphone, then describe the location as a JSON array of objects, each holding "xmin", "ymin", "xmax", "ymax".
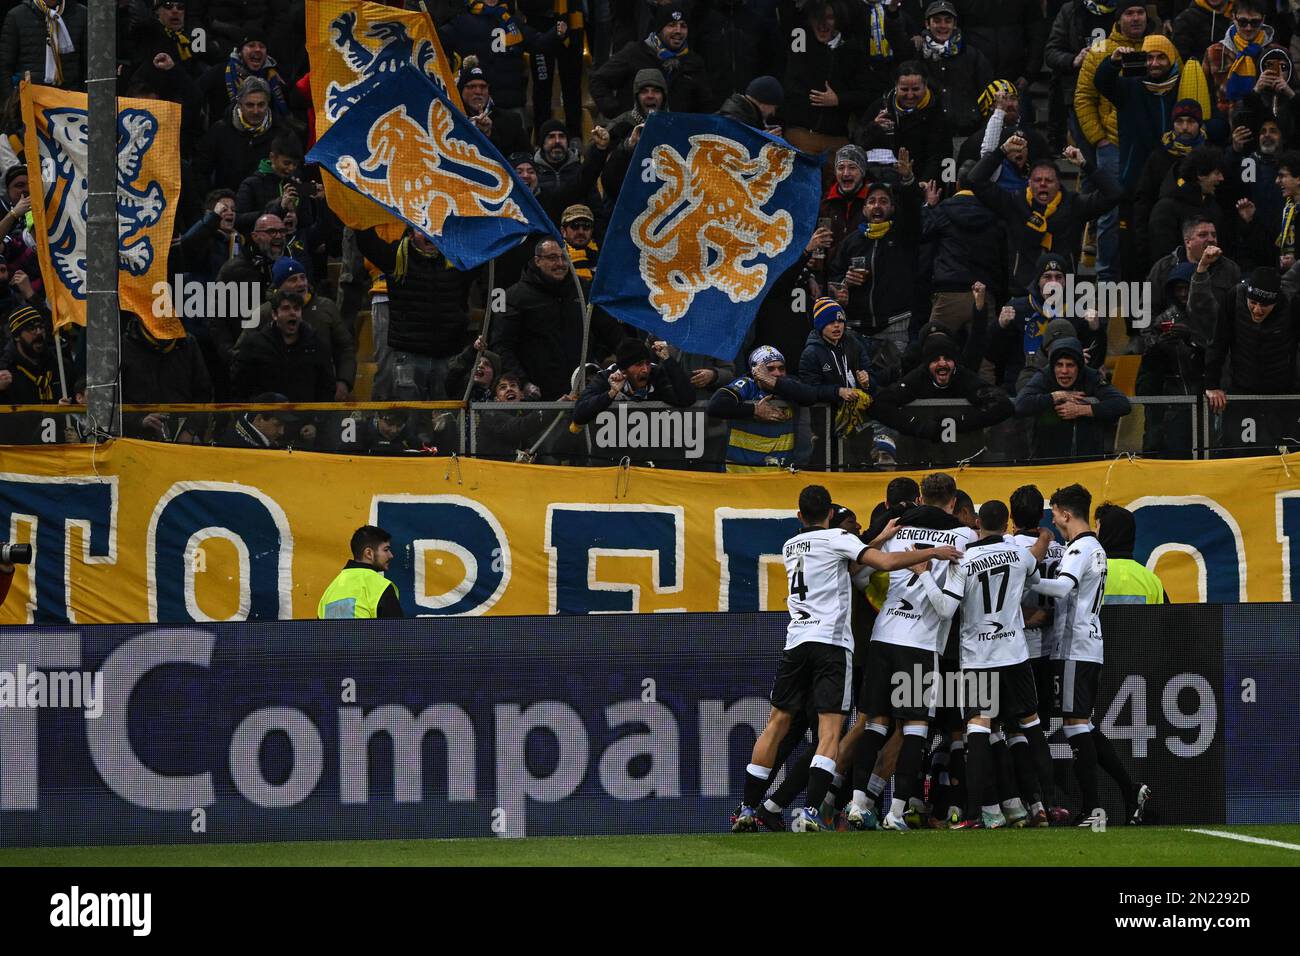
[
  {"xmin": 1120, "ymin": 51, "xmax": 1147, "ymax": 77},
  {"xmin": 850, "ymin": 256, "xmax": 867, "ymax": 270}
]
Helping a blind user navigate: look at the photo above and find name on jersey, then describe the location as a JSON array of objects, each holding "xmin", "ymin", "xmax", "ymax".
[
  {"xmin": 895, "ymin": 528, "xmax": 960, "ymax": 546},
  {"xmin": 784, "ymin": 540, "xmax": 813, "ymax": 558},
  {"xmin": 964, "ymin": 551, "xmax": 1019, "ymax": 575}
]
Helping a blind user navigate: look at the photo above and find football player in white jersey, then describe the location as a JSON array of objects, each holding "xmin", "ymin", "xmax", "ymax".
[
  {"xmin": 849, "ymin": 473, "xmax": 976, "ymax": 831},
  {"xmin": 916, "ymin": 500, "xmax": 1056, "ymax": 828},
  {"xmin": 733, "ymin": 485, "xmax": 961, "ymax": 833},
  {"xmin": 1031, "ymin": 484, "xmax": 1151, "ymax": 827}
]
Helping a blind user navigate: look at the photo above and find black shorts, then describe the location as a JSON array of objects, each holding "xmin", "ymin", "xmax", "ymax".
[
  {"xmin": 1031, "ymin": 655, "xmax": 1056, "ymax": 719},
  {"xmin": 770, "ymin": 641, "xmax": 853, "ymax": 716},
  {"xmin": 1053, "ymin": 659, "xmax": 1101, "ymax": 718},
  {"xmin": 859, "ymin": 641, "xmax": 940, "ymax": 722},
  {"xmin": 961, "ymin": 660, "xmax": 1039, "ymax": 722},
  {"xmin": 932, "ymin": 654, "xmax": 964, "ymax": 733}
]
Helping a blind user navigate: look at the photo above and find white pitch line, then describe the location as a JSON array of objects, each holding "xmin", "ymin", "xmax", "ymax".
[{"xmin": 1184, "ymin": 828, "xmax": 1300, "ymax": 852}]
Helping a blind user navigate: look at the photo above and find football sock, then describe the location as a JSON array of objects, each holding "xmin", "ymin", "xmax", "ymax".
[
  {"xmin": 770, "ymin": 747, "xmax": 815, "ymax": 809},
  {"xmin": 894, "ymin": 727, "xmax": 928, "ymax": 807},
  {"xmin": 1064, "ymin": 724, "xmax": 1100, "ymax": 810},
  {"xmin": 991, "ymin": 734, "xmax": 1017, "ymax": 805},
  {"xmin": 1019, "ymin": 718, "xmax": 1057, "ymax": 805},
  {"xmin": 851, "ymin": 723, "xmax": 890, "ymax": 800},
  {"xmin": 743, "ymin": 763, "xmax": 772, "ymax": 808},
  {"xmin": 1091, "ymin": 728, "xmax": 1136, "ymax": 803},
  {"xmin": 948, "ymin": 738, "xmax": 966, "ymax": 815},
  {"xmin": 964, "ymin": 726, "xmax": 992, "ymax": 821},
  {"xmin": 807, "ymin": 755, "xmax": 837, "ymax": 810},
  {"xmin": 1007, "ymin": 732, "xmax": 1042, "ymax": 807}
]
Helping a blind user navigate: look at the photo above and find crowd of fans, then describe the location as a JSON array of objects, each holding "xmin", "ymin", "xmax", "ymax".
[{"xmin": 0, "ymin": 0, "xmax": 1299, "ymax": 467}]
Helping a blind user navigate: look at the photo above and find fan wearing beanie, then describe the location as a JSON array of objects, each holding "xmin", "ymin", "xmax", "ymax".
[
  {"xmin": 1202, "ymin": 265, "xmax": 1300, "ymax": 454},
  {"xmin": 589, "ymin": 3, "xmax": 712, "ymax": 120},
  {"xmin": 439, "ymin": 0, "xmax": 567, "ymax": 113},
  {"xmin": 799, "ymin": 298, "xmax": 878, "ymax": 462},
  {"xmin": 571, "ymin": 336, "xmax": 696, "ymax": 428},
  {"xmin": 717, "ymin": 75, "xmax": 784, "ymax": 131}
]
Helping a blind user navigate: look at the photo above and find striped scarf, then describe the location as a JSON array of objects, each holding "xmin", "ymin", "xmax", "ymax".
[
  {"xmin": 920, "ymin": 29, "xmax": 962, "ymax": 61},
  {"xmin": 232, "ymin": 101, "xmax": 272, "ymax": 136},
  {"xmin": 1195, "ymin": 0, "xmax": 1233, "ymax": 19},
  {"xmin": 862, "ymin": 220, "xmax": 892, "ymax": 239},
  {"xmin": 1162, "ymin": 127, "xmax": 1205, "ymax": 157},
  {"xmin": 566, "ymin": 239, "xmax": 598, "ymax": 281},
  {"xmin": 1082, "ymin": 1, "xmax": 1116, "ymax": 12},
  {"xmin": 1025, "ymin": 187, "xmax": 1063, "ymax": 250},
  {"xmin": 865, "ymin": 1, "xmax": 891, "ymax": 61},
  {"xmin": 16, "ymin": 362, "xmax": 53, "ymax": 401},
  {"xmin": 31, "ymin": 0, "xmax": 74, "ymax": 86},
  {"xmin": 646, "ymin": 32, "xmax": 690, "ymax": 72},
  {"xmin": 1222, "ymin": 22, "xmax": 1269, "ymax": 102},
  {"xmin": 224, "ymin": 50, "xmax": 287, "ymax": 114},
  {"xmin": 1278, "ymin": 199, "xmax": 1297, "ymax": 251},
  {"xmin": 553, "ymin": 0, "xmax": 583, "ymax": 46},
  {"xmin": 165, "ymin": 27, "xmax": 192, "ymax": 62},
  {"xmin": 470, "ymin": 2, "xmax": 523, "ymax": 48}
]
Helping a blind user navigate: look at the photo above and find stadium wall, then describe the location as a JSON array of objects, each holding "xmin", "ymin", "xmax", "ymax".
[
  {"xmin": 0, "ymin": 607, "xmax": 1293, "ymax": 847},
  {"xmin": 2, "ymin": 440, "xmax": 1300, "ymax": 625}
]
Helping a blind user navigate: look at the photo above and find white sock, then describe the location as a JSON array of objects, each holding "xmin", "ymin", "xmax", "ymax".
[
  {"xmin": 890, "ymin": 798, "xmax": 906, "ymax": 818},
  {"xmin": 983, "ymin": 804, "xmax": 1002, "ymax": 816},
  {"xmin": 1003, "ymin": 797, "xmax": 1025, "ymax": 813},
  {"xmin": 868, "ymin": 774, "xmax": 887, "ymax": 798},
  {"xmin": 1030, "ymin": 801, "xmax": 1044, "ymax": 815},
  {"xmin": 852, "ymin": 789, "xmax": 869, "ymax": 811},
  {"xmin": 763, "ymin": 799, "xmax": 782, "ymax": 814}
]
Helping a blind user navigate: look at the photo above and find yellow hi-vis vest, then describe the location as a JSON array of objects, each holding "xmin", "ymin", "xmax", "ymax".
[
  {"xmin": 1102, "ymin": 558, "xmax": 1166, "ymax": 605},
  {"xmin": 317, "ymin": 566, "xmax": 398, "ymax": 619}
]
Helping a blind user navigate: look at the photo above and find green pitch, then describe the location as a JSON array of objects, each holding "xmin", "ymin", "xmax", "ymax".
[{"xmin": 2, "ymin": 824, "xmax": 1299, "ymax": 867}]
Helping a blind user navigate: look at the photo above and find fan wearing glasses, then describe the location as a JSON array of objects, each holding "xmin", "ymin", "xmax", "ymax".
[{"xmin": 1202, "ymin": 0, "xmax": 1293, "ymax": 113}]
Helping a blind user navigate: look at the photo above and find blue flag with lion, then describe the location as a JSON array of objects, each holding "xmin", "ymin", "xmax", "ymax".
[
  {"xmin": 308, "ymin": 60, "xmax": 557, "ymax": 269},
  {"xmin": 590, "ymin": 113, "xmax": 820, "ymax": 361}
]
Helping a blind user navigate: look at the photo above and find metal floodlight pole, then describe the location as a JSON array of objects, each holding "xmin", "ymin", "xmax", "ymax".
[{"xmin": 85, "ymin": 1, "xmax": 120, "ymax": 437}]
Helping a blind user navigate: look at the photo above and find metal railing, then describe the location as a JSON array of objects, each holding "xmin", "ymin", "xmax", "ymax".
[{"xmin": 2, "ymin": 394, "xmax": 1298, "ymax": 468}]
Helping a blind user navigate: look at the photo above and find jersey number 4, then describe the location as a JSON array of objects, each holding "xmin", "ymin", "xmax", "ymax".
[
  {"xmin": 790, "ymin": 556, "xmax": 808, "ymax": 601},
  {"xmin": 978, "ymin": 566, "xmax": 1010, "ymax": 614}
]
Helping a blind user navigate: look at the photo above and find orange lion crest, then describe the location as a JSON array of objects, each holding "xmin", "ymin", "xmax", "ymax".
[{"xmin": 632, "ymin": 135, "xmax": 795, "ymax": 321}]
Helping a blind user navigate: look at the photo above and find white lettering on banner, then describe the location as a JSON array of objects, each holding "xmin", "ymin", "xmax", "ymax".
[
  {"xmin": 597, "ymin": 701, "xmax": 681, "ymax": 800},
  {"xmin": 229, "ymin": 706, "xmax": 324, "ymax": 808},
  {"xmin": 714, "ymin": 508, "xmax": 792, "ymax": 611},
  {"xmin": 0, "ymin": 632, "xmax": 80, "ymax": 809},
  {"xmin": 697, "ymin": 697, "xmax": 769, "ymax": 797},
  {"xmin": 493, "ymin": 702, "xmax": 589, "ymax": 839},
  {"xmin": 1126, "ymin": 495, "xmax": 1248, "ymax": 602},
  {"xmin": 338, "ymin": 704, "xmax": 477, "ymax": 804}
]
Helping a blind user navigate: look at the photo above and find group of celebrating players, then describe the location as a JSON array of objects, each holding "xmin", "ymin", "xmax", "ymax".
[{"xmin": 732, "ymin": 474, "xmax": 1151, "ymax": 833}]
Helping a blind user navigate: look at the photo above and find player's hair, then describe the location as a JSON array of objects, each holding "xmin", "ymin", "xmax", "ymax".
[
  {"xmin": 1049, "ymin": 483, "xmax": 1092, "ymax": 522},
  {"xmin": 349, "ymin": 525, "xmax": 391, "ymax": 560},
  {"xmin": 886, "ymin": 476, "xmax": 920, "ymax": 507},
  {"xmin": 1009, "ymin": 484, "xmax": 1045, "ymax": 530},
  {"xmin": 829, "ymin": 503, "xmax": 856, "ymax": 528},
  {"xmin": 978, "ymin": 499, "xmax": 1009, "ymax": 532},
  {"xmin": 920, "ymin": 472, "xmax": 956, "ymax": 507},
  {"xmin": 954, "ymin": 489, "xmax": 974, "ymax": 516},
  {"xmin": 798, "ymin": 484, "xmax": 833, "ymax": 524}
]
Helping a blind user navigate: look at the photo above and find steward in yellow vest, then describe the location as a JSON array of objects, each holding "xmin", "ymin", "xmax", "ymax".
[
  {"xmin": 318, "ymin": 526, "xmax": 403, "ymax": 619},
  {"xmin": 1096, "ymin": 503, "xmax": 1169, "ymax": 605}
]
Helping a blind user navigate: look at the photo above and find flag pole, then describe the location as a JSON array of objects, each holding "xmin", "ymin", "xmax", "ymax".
[
  {"xmin": 563, "ymin": 243, "xmax": 595, "ymax": 460},
  {"xmin": 460, "ymin": 257, "xmax": 495, "ymax": 405},
  {"xmin": 86, "ymin": 4, "xmax": 120, "ymax": 437}
]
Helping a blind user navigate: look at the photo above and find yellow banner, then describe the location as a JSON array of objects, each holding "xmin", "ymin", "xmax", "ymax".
[
  {"xmin": 21, "ymin": 84, "xmax": 183, "ymax": 338},
  {"xmin": 1, "ymin": 441, "xmax": 1298, "ymax": 624},
  {"xmin": 306, "ymin": 0, "xmax": 462, "ymax": 238}
]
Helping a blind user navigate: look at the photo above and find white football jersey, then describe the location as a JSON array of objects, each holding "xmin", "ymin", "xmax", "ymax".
[
  {"xmin": 1010, "ymin": 532, "xmax": 1066, "ymax": 658},
  {"xmin": 945, "ymin": 538, "xmax": 1040, "ymax": 669},
  {"xmin": 1051, "ymin": 532, "xmax": 1108, "ymax": 664},
  {"xmin": 782, "ymin": 527, "xmax": 867, "ymax": 651},
  {"xmin": 871, "ymin": 523, "xmax": 978, "ymax": 652}
]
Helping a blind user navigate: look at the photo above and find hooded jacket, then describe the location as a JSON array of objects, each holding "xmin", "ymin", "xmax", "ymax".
[
  {"xmin": 590, "ymin": 34, "xmax": 712, "ymax": 120},
  {"xmin": 1205, "ymin": 283, "xmax": 1300, "ymax": 393},
  {"xmin": 533, "ymin": 143, "xmax": 605, "ymax": 225},
  {"xmin": 921, "ymin": 190, "xmax": 1008, "ymax": 298},
  {"xmin": 872, "ymin": 343, "xmax": 1013, "ymax": 441},
  {"xmin": 1014, "ymin": 336, "xmax": 1131, "ymax": 459},
  {"xmin": 572, "ymin": 357, "xmax": 696, "ymax": 425},
  {"xmin": 1151, "ymin": 244, "xmax": 1240, "ymax": 320},
  {"xmin": 0, "ymin": 1, "xmax": 88, "ymax": 91},
  {"xmin": 1074, "ymin": 18, "xmax": 1161, "ymax": 148},
  {"xmin": 990, "ymin": 293, "xmax": 1106, "ymax": 395},
  {"xmin": 797, "ymin": 327, "xmax": 877, "ymax": 393},
  {"xmin": 1202, "ymin": 22, "xmax": 1288, "ymax": 114},
  {"xmin": 857, "ymin": 87, "xmax": 951, "ymax": 183}
]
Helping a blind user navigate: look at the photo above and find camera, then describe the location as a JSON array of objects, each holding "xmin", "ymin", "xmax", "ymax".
[
  {"xmin": 1120, "ymin": 51, "xmax": 1148, "ymax": 77},
  {"xmin": 0, "ymin": 543, "xmax": 32, "ymax": 564}
]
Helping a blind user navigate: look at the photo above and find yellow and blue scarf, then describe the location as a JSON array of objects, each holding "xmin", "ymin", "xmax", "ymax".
[
  {"xmin": 865, "ymin": 0, "xmax": 891, "ymax": 62},
  {"xmin": 1278, "ymin": 199, "xmax": 1297, "ymax": 251},
  {"xmin": 1222, "ymin": 22, "xmax": 1267, "ymax": 101},
  {"xmin": 1025, "ymin": 187, "xmax": 1063, "ymax": 250},
  {"xmin": 645, "ymin": 32, "xmax": 689, "ymax": 71},
  {"xmin": 470, "ymin": 2, "xmax": 523, "ymax": 48}
]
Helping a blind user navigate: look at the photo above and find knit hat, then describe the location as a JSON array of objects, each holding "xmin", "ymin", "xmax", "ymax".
[
  {"xmin": 1172, "ymin": 99, "xmax": 1203, "ymax": 124},
  {"xmin": 834, "ymin": 144, "xmax": 868, "ymax": 175},
  {"xmin": 1042, "ymin": 318, "xmax": 1076, "ymax": 352},
  {"xmin": 509, "ymin": 151, "xmax": 536, "ymax": 171},
  {"xmin": 4, "ymin": 164, "xmax": 26, "ymax": 190},
  {"xmin": 812, "ymin": 297, "xmax": 846, "ymax": 333},
  {"xmin": 866, "ymin": 181, "xmax": 894, "ymax": 199},
  {"xmin": 977, "ymin": 79, "xmax": 1018, "ymax": 119},
  {"xmin": 1142, "ymin": 34, "xmax": 1179, "ymax": 65},
  {"xmin": 1048, "ymin": 335, "xmax": 1086, "ymax": 369},
  {"xmin": 457, "ymin": 57, "xmax": 488, "ymax": 93},
  {"xmin": 1114, "ymin": 2, "xmax": 1146, "ymax": 19},
  {"xmin": 1164, "ymin": 260, "xmax": 1196, "ymax": 297},
  {"xmin": 1097, "ymin": 504, "xmax": 1137, "ymax": 557},
  {"xmin": 922, "ymin": 333, "xmax": 958, "ymax": 363},
  {"xmin": 271, "ymin": 257, "xmax": 306, "ymax": 288},
  {"xmin": 477, "ymin": 348, "xmax": 503, "ymax": 383},
  {"xmin": 250, "ymin": 392, "xmax": 298, "ymax": 427},
  {"xmin": 1246, "ymin": 266, "xmax": 1282, "ymax": 303},
  {"xmin": 746, "ymin": 75, "xmax": 784, "ymax": 107},
  {"xmin": 7, "ymin": 305, "xmax": 41, "ymax": 336},
  {"xmin": 1037, "ymin": 251, "xmax": 1069, "ymax": 278},
  {"xmin": 633, "ymin": 68, "xmax": 667, "ymax": 94},
  {"xmin": 539, "ymin": 118, "xmax": 567, "ymax": 141},
  {"xmin": 653, "ymin": 3, "xmax": 687, "ymax": 31},
  {"xmin": 240, "ymin": 30, "xmax": 268, "ymax": 48},
  {"xmin": 749, "ymin": 344, "xmax": 784, "ymax": 369},
  {"xmin": 615, "ymin": 338, "xmax": 653, "ymax": 371}
]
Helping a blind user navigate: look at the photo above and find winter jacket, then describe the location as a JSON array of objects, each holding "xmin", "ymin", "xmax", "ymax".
[
  {"xmin": 780, "ymin": 32, "xmax": 875, "ymax": 138},
  {"xmin": 1146, "ymin": 171, "xmax": 1229, "ymax": 272},
  {"xmin": 0, "ymin": 1, "xmax": 87, "ymax": 90},
  {"xmin": 439, "ymin": 7, "xmax": 563, "ymax": 110},
  {"xmin": 1014, "ymin": 337, "xmax": 1131, "ymax": 459},
  {"xmin": 692, "ymin": 0, "xmax": 783, "ymax": 113},
  {"xmin": 969, "ymin": 148, "xmax": 1120, "ymax": 293},
  {"xmin": 234, "ymin": 167, "xmax": 314, "ymax": 234},
  {"xmin": 572, "ymin": 358, "xmax": 696, "ymax": 425},
  {"xmin": 589, "ymin": 37, "xmax": 711, "ymax": 120},
  {"xmin": 871, "ymin": 361, "xmax": 1014, "ymax": 441},
  {"xmin": 1180, "ymin": 251, "xmax": 1243, "ymax": 341},
  {"xmin": 920, "ymin": 42, "xmax": 994, "ymax": 137},
  {"xmin": 857, "ymin": 87, "xmax": 950, "ymax": 182},
  {"xmin": 1074, "ymin": 20, "xmax": 1159, "ymax": 148},
  {"xmin": 200, "ymin": 0, "xmax": 276, "ymax": 56},
  {"xmin": 1202, "ymin": 24, "xmax": 1288, "ymax": 115},
  {"xmin": 230, "ymin": 319, "xmax": 336, "ymax": 402},
  {"xmin": 1172, "ymin": 1, "xmax": 1233, "ymax": 62},
  {"xmin": 490, "ymin": 261, "xmax": 624, "ymax": 400},
  {"xmin": 988, "ymin": 294, "xmax": 1106, "ymax": 394},
  {"xmin": 1045, "ymin": 1, "xmax": 1116, "ymax": 102},
  {"xmin": 178, "ymin": 213, "xmax": 242, "ymax": 286},
  {"xmin": 1093, "ymin": 54, "xmax": 1192, "ymax": 193},
  {"xmin": 355, "ymin": 228, "xmax": 473, "ymax": 360},
  {"xmin": 533, "ymin": 143, "xmax": 605, "ymax": 225},
  {"xmin": 193, "ymin": 108, "xmax": 286, "ymax": 192},
  {"xmin": 956, "ymin": 0, "xmax": 1045, "ymax": 86},
  {"xmin": 252, "ymin": 293, "xmax": 355, "ymax": 390},
  {"xmin": 828, "ymin": 183, "xmax": 924, "ymax": 335},
  {"xmin": 119, "ymin": 325, "xmax": 213, "ymax": 440},
  {"xmin": 1222, "ymin": 146, "xmax": 1283, "ymax": 245},
  {"xmin": 716, "ymin": 92, "xmax": 766, "ymax": 130},
  {"xmin": 1136, "ymin": 316, "xmax": 1206, "ymax": 458},
  {"xmin": 921, "ymin": 190, "xmax": 1008, "ymax": 298},
  {"xmin": 1204, "ymin": 284, "xmax": 1300, "ymax": 392},
  {"xmin": 211, "ymin": 244, "xmax": 276, "ymax": 372},
  {"xmin": 797, "ymin": 328, "xmax": 875, "ymax": 392},
  {"xmin": 955, "ymin": 114, "xmax": 1052, "ymax": 171}
]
